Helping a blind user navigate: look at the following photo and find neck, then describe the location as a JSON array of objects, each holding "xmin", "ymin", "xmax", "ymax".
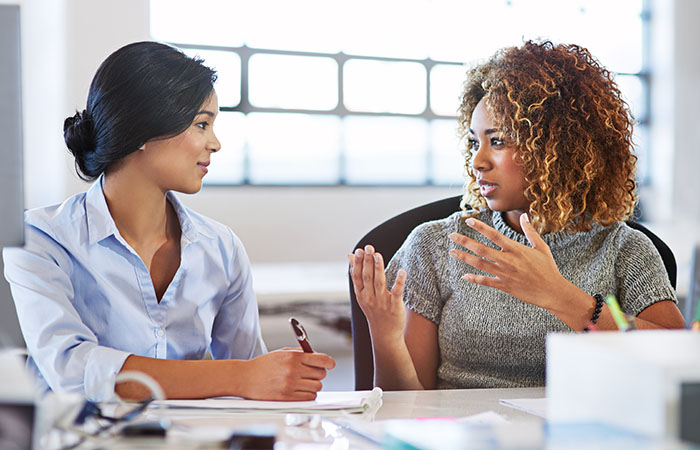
[
  {"xmin": 504, "ymin": 210, "xmax": 526, "ymax": 234},
  {"xmin": 102, "ymin": 167, "xmax": 176, "ymax": 247}
]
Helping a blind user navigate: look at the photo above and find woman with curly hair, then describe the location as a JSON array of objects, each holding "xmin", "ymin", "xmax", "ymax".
[{"xmin": 350, "ymin": 40, "xmax": 684, "ymax": 390}]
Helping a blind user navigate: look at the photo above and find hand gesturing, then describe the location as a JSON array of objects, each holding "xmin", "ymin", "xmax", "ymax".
[
  {"xmin": 448, "ymin": 213, "xmax": 570, "ymax": 310},
  {"xmin": 349, "ymin": 245, "xmax": 407, "ymax": 344}
]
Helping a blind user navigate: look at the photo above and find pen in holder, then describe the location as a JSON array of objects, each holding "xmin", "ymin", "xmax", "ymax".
[{"xmin": 605, "ymin": 295, "xmax": 633, "ymax": 331}]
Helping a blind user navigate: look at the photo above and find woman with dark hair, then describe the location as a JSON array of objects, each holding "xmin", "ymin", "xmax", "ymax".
[
  {"xmin": 3, "ymin": 41, "xmax": 334, "ymax": 402},
  {"xmin": 350, "ymin": 40, "xmax": 684, "ymax": 391}
]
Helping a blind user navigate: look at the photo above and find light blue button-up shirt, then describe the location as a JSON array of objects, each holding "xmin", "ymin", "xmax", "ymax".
[{"xmin": 3, "ymin": 177, "xmax": 266, "ymax": 401}]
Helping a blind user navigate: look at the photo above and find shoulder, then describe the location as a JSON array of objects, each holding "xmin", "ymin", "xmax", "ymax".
[
  {"xmin": 172, "ymin": 200, "xmax": 248, "ymax": 268},
  {"xmin": 594, "ymin": 221, "xmax": 658, "ymax": 254},
  {"xmin": 568, "ymin": 221, "xmax": 665, "ymax": 272},
  {"xmin": 186, "ymin": 207, "xmax": 237, "ymax": 239},
  {"xmin": 4, "ymin": 193, "xmax": 90, "ymax": 270},
  {"xmin": 182, "ymin": 206, "xmax": 245, "ymax": 251},
  {"xmin": 24, "ymin": 192, "xmax": 89, "ymax": 244}
]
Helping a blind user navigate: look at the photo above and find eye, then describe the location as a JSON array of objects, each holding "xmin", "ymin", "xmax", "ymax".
[
  {"xmin": 195, "ymin": 121, "xmax": 210, "ymax": 130},
  {"xmin": 490, "ymin": 137, "xmax": 505, "ymax": 147},
  {"xmin": 467, "ymin": 137, "xmax": 480, "ymax": 151}
]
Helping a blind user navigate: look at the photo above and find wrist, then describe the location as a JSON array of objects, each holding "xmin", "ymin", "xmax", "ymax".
[
  {"xmin": 368, "ymin": 325, "xmax": 406, "ymax": 356},
  {"xmin": 215, "ymin": 359, "xmax": 248, "ymax": 398},
  {"xmin": 544, "ymin": 279, "xmax": 595, "ymax": 330}
]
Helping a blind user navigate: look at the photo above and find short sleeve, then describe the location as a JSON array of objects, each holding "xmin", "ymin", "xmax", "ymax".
[
  {"xmin": 614, "ymin": 227, "xmax": 677, "ymax": 316},
  {"xmin": 385, "ymin": 218, "xmax": 451, "ymax": 324}
]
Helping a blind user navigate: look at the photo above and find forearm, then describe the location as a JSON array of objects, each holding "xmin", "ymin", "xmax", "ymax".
[
  {"xmin": 547, "ymin": 280, "xmax": 685, "ymax": 331},
  {"xmin": 370, "ymin": 334, "xmax": 424, "ymax": 391},
  {"xmin": 116, "ymin": 355, "xmax": 248, "ymax": 400}
]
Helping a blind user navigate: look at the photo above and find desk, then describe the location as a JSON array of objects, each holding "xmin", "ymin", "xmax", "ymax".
[
  {"xmin": 80, "ymin": 388, "xmax": 544, "ymax": 449},
  {"xmin": 61, "ymin": 387, "xmax": 694, "ymax": 449},
  {"xmin": 376, "ymin": 387, "xmax": 544, "ymax": 421}
]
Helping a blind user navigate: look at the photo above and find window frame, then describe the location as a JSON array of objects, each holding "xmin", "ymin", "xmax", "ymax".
[{"xmin": 165, "ymin": 5, "xmax": 650, "ymax": 187}]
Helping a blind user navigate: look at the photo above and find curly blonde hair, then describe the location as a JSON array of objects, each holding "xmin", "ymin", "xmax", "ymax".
[{"xmin": 458, "ymin": 40, "xmax": 637, "ymax": 233}]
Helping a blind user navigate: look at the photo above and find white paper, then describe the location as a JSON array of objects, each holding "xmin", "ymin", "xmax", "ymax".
[
  {"xmin": 498, "ymin": 398, "xmax": 548, "ymax": 418},
  {"xmin": 457, "ymin": 410, "xmax": 511, "ymax": 425},
  {"xmin": 152, "ymin": 388, "xmax": 382, "ymax": 415}
]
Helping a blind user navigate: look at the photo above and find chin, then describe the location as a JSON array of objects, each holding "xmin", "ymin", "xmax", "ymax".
[
  {"xmin": 175, "ymin": 181, "xmax": 203, "ymax": 195},
  {"xmin": 485, "ymin": 201, "xmax": 506, "ymax": 212}
]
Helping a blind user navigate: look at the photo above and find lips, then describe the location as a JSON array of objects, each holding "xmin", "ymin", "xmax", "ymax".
[
  {"xmin": 197, "ymin": 161, "xmax": 210, "ymax": 174},
  {"xmin": 478, "ymin": 179, "xmax": 497, "ymax": 197}
]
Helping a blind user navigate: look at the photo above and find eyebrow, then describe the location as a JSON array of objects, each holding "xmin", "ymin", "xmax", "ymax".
[
  {"xmin": 196, "ymin": 110, "xmax": 216, "ymax": 117},
  {"xmin": 468, "ymin": 128, "xmax": 499, "ymax": 135}
]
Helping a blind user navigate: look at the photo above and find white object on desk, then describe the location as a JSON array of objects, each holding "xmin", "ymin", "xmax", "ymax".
[
  {"xmin": 152, "ymin": 388, "xmax": 382, "ymax": 416},
  {"xmin": 546, "ymin": 330, "xmax": 700, "ymax": 439},
  {"xmin": 0, "ymin": 349, "xmax": 34, "ymax": 403},
  {"xmin": 499, "ymin": 398, "xmax": 547, "ymax": 418}
]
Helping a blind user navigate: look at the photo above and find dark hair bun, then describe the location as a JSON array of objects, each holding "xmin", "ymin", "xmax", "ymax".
[
  {"xmin": 64, "ymin": 110, "xmax": 96, "ymax": 157},
  {"xmin": 64, "ymin": 109, "xmax": 98, "ymax": 177}
]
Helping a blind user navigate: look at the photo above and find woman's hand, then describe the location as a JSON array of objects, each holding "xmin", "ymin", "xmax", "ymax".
[
  {"xmin": 448, "ymin": 213, "xmax": 571, "ymax": 311},
  {"xmin": 240, "ymin": 349, "xmax": 335, "ymax": 401},
  {"xmin": 349, "ymin": 245, "xmax": 407, "ymax": 345}
]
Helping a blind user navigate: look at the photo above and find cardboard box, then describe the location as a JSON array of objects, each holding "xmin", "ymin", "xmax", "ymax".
[{"xmin": 546, "ymin": 330, "xmax": 700, "ymax": 438}]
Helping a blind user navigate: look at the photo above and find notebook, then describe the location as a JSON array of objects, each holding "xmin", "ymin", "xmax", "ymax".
[{"xmin": 151, "ymin": 388, "xmax": 382, "ymax": 416}]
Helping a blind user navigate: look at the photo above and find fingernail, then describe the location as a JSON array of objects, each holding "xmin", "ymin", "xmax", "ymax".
[
  {"xmin": 521, "ymin": 213, "xmax": 530, "ymax": 223},
  {"xmin": 466, "ymin": 218, "xmax": 476, "ymax": 227},
  {"xmin": 365, "ymin": 245, "xmax": 373, "ymax": 254},
  {"xmin": 448, "ymin": 233, "xmax": 458, "ymax": 242},
  {"xmin": 354, "ymin": 249, "xmax": 362, "ymax": 257},
  {"xmin": 449, "ymin": 249, "xmax": 458, "ymax": 257},
  {"xmin": 462, "ymin": 274, "xmax": 471, "ymax": 281},
  {"xmin": 374, "ymin": 254, "xmax": 381, "ymax": 262}
]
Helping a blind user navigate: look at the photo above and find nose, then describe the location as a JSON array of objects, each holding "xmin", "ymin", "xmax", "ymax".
[
  {"xmin": 471, "ymin": 146, "xmax": 491, "ymax": 173},
  {"xmin": 209, "ymin": 130, "xmax": 221, "ymax": 153}
]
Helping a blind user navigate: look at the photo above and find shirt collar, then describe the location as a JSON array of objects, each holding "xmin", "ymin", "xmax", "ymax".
[
  {"xmin": 85, "ymin": 174, "xmax": 118, "ymax": 245},
  {"xmin": 491, "ymin": 210, "xmax": 587, "ymax": 248},
  {"xmin": 166, "ymin": 191, "xmax": 215, "ymax": 243},
  {"xmin": 86, "ymin": 174, "xmax": 214, "ymax": 245}
]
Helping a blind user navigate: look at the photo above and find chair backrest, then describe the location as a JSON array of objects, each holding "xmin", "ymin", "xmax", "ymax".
[
  {"xmin": 349, "ymin": 196, "xmax": 463, "ymax": 390},
  {"xmin": 626, "ymin": 221, "xmax": 677, "ymax": 290},
  {"xmin": 348, "ymin": 196, "xmax": 677, "ymax": 390}
]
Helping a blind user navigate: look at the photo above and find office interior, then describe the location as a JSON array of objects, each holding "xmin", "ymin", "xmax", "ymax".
[{"xmin": 1, "ymin": 0, "xmax": 700, "ymax": 392}]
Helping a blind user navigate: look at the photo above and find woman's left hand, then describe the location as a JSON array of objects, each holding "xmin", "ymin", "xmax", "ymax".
[{"xmin": 448, "ymin": 213, "xmax": 570, "ymax": 311}]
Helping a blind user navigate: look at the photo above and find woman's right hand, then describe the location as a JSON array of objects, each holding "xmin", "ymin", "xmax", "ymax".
[
  {"xmin": 349, "ymin": 245, "xmax": 408, "ymax": 345},
  {"xmin": 239, "ymin": 349, "xmax": 335, "ymax": 401}
]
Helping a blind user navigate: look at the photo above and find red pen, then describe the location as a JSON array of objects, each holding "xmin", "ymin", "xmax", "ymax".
[{"xmin": 289, "ymin": 317, "xmax": 314, "ymax": 353}]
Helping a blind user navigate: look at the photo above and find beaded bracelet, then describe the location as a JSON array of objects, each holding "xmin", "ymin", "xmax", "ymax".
[{"xmin": 583, "ymin": 294, "xmax": 604, "ymax": 332}]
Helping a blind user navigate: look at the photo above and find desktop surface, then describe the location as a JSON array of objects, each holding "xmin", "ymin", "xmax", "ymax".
[{"xmin": 48, "ymin": 387, "xmax": 698, "ymax": 449}]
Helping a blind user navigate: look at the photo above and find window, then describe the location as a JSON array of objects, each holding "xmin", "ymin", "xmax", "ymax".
[{"xmin": 150, "ymin": 0, "xmax": 648, "ymax": 186}]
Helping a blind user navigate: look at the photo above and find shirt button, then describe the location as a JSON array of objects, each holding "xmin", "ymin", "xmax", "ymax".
[{"xmin": 157, "ymin": 328, "xmax": 165, "ymax": 337}]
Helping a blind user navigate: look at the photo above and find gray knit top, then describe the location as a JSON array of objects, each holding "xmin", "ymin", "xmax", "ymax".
[{"xmin": 385, "ymin": 210, "xmax": 676, "ymax": 389}]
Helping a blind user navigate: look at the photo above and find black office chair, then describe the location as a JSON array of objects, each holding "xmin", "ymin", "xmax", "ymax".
[{"xmin": 348, "ymin": 195, "xmax": 677, "ymax": 390}]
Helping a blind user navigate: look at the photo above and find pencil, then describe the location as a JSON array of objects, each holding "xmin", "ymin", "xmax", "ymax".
[
  {"xmin": 693, "ymin": 294, "xmax": 700, "ymax": 331},
  {"xmin": 604, "ymin": 295, "xmax": 630, "ymax": 331}
]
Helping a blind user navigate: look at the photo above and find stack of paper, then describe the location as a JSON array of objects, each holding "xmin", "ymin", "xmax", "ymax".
[{"xmin": 151, "ymin": 388, "xmax": 382, "ymax": 416}]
